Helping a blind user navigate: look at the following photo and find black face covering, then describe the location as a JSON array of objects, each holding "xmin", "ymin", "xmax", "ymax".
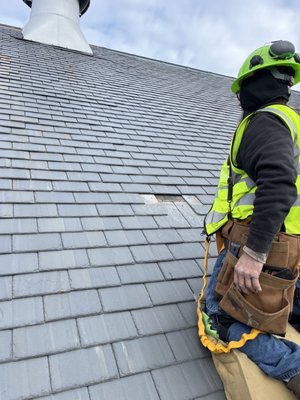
[{"xmin": 239, "ymin": 68, "xmax": 292, "ymax": 112}]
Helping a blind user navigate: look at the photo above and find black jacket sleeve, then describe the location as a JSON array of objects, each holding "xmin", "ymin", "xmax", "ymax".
[{"xmin": 236, "ymin": 112, "xmax": 297, "ymax": 254}]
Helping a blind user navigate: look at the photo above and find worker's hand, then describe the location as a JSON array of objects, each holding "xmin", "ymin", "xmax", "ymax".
[{"xmin": 234, "ymin": 252, "xmax": 263, "ymax": 294}]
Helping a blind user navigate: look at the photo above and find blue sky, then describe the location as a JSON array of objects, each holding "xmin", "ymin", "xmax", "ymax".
[{"xmin": 1, "ymin": 0, "xmax": 300, "ymax": 88}]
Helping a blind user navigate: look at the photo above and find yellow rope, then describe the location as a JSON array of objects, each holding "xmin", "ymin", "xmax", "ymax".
[{"xmin": 197, "ymin": 238, "xmax": 262, "ymax": 354}]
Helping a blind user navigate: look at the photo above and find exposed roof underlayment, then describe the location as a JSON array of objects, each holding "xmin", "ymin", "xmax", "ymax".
[{"xmin": 0, "ymin": 24, "xmax": 300, "ymax": 400}]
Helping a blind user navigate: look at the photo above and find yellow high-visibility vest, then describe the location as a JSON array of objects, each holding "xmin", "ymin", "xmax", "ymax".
[{"xmin": 204, "ymin": 104, "xmax": 300, "ymax": 236}]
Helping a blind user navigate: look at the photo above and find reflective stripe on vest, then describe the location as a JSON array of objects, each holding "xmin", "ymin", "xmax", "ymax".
[{"xmin": 204, "ymin": 104, "xmax": 300, "ymax": 236}]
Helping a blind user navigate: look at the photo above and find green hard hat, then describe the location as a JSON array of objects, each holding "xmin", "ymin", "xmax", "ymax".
[{"xmin": 231, "ymin": 40, "xmax": 300, "ymax": 93}]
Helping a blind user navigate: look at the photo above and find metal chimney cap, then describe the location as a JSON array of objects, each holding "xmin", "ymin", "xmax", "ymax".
[{"xmin": 23, "ymin": 0, "xmax": 90, "ymax": 16}]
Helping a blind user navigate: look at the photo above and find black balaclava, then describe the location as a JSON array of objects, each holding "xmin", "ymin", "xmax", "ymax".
[{"xmin": 239, "ymin": 67, "xmax": 293, "ymax": 113}]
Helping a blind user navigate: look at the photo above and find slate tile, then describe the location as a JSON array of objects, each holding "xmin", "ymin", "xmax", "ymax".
[
  {"xmin": 49, "ymin": 345, "xmax": 118, "ymax": 391},
  {"xmin": 105, "ymin": 230, "xmax": 147, "ymax": 246},
  {"xmin": 44, "ymin": 290, "xmax": 101, "ymax": 321},
  {"xmin": 37, "ymin": 217, "xmax": 82, "ymax": 232},
  {"xmin": 58, "ymin": 204, "xmax": 98, "ymax": 217},
  {"xmin": 0, "ymin": 167, "xmax": 30, "ymax": 179},
  {"xmin": 0, "ymin": 190, "xmax": 34, "ymax": 203},
  {"xmin": 13, "ymin": 271, "xmax": 70, "ymax": 297},
  {"xmin": 146, "ymin": 280, "xmax": 194, "ymax": 305},
  {"xmin": 0, "ymin": 297, "xmax": 44, "ymax": 329},
  {"xmin": 89, "ymin": 182, "xmax": 122, "ymax": 192},
  {"xmin": 89, "ymin": 372, "xmax": 160, "ymax": 400},
  {"xmin": 88, "ymin": 247, "xmax": 133, "ymax": 267},
  {"xmin": 0, "ymin": 235, "xmax": 11, "ymax": 253},
  {"xmin": 78, "ymin": 311, "xmax": 137, "ymax": 346},
  {"xmin": 0, "ymin": 204, "xmax": 13, "ymax": 217},
  {"xmin": 143, "ymin": 229, "xmax": 182, "ymax": 244},
  {"xmin": 151, "ymin": 359, "xmax": 223, "ymax": 400},
  {"xmin": 35, "ymin": 191, "xmax": 74, "ymax": 203},
  {"xmin": 0, "ymin": 218, "xmax": 37, "ymax": 234},
  {"xmin": 14, "ymin": 203, "xmax": 58, "ymax": 217},
  {"xmin": 132, "ymin": 304, "xmax": 188, "ymax": 335},
  {"xmin": 177, "ymin": 301, "xmax": 198, "ymax": 326},
  {"xmin": 130, "ymin": 244, "xmax": 173, "ymax": 263},
  {"xmin": 69, "ymin": 267, "xmax": 120, "ymax": 289},
  {"xmin": 34, "ymin": 388, "xmax": 90, "ymax": 400},
  {"xmin": 53, "ymin": 181, "xmax": 90, "ymax": 191},
  {"xmin": 0, "ymin": 357, "xmax": 51, "ymax": 400},
  {"xmin": 81, "ymin": 216, "xmax": 121, "ymax": 231},
  {"xmin": 0, "ymin": 330, "xmax": 12, "ymax": 361},
  {"xmin": 0, "ymin": 252, "xmax": 38, "ymax": 275},
  {"xmin": 97, "ymin": 204, "xmax": 134, "ymax": 217},
  {"xmin": 39, "ymin": 249, "xmax": 89, "ymax": 270},
  {"xmin": 13, "ymin": 233, "xmax": 62, "ymax": 252},
  {"xmin": 74, "ymin": 192, "xmax": 110, "ymax": 203},
  {"xmin": 100, "ymin": 284, "xmax": 152, "ymax": 312},
  {"xmin": 117, "ymin": 263, "xmax": 164, "ymax": 284},
  {"xmin": 13, "ymin": 179, "xmax": 53, "ymax": 191},
  {"xmin": 166, "ymin": 328, "xmax": 209, "ymax": 362},
  {"xmin": 159, "ymin": 259, "xmax": 201, "ymax": 280},
  {"xmin": 177, "ymin": 228, "xmax": 202, "ymax": 242},
  {"xmin": 62, "ymin": 231, "xmax": 107, "ymax": 249},
  {"xmin": 109, "ymin": 193, "xmax": 144, "ymax": 204},
  {"xmin": 168, "ymin": 242, "xmax": 205, "ymax": 259},
  {"xmin": 113, "ymin": 335, "xmax": 175, "ymax": 376},
  {"xmin": 13, "ymin": 319, "xmax": 80, "ymax": 359}
]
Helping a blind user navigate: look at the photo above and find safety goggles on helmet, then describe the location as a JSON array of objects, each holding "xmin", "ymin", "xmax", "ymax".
[{"xmin": 231, "ymin": 40, "xmax": 300, "ymax": 93}]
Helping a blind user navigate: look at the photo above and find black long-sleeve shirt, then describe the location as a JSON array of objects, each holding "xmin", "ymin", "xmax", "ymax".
[{"xmin": 236, "ymin": 111, "xmax": 297, "ymax": 254}]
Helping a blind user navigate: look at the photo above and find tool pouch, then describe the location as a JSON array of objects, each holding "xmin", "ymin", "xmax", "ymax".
[
  {"xmin": 220, "ymin": 272, "xmax": 298, "ymax": 335},
  {"xmin": 215, "ymin": 221, "xmax": 300, "ymax": 335}
]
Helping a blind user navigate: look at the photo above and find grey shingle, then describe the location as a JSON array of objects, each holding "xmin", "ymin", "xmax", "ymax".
[
  {"xmin": 0, "ymin": 235, "xmax": 11, "ymax": 253},
  {"xmin": 177, "ymin": 301, "xmax": 198, "ymax": 326},
  {"xmin": 88, "ymin": 246, "xmax": 134, "ymax": 267},
  {"xmin": 120, "ymin": 216, "xmax": 158, "ymax": 229},
  {"xmin": 0, "ymin": 297, "xmax": 44, "ymax": 329},
  {"xmin": 105, "ymin": 230, "xmax": 147, "ymax": 246},
  {"xmin": 151, "ymin": 359, "xmax": 223, "ymax": 400},
  {"xmin": 130, "ymin": 244, "xmax": 173, "ymax": 263},
  {"xmin": 78, "ymin": 311, "xmax": 137, "ymax": 346},
  {"xmin": 14, "ymin": 203, "xmax": 58, "ymax": 217},
  {"xmin": 159, "ymin": 259, "xmax": 201, "ymax": 280},
  {"xmin": 44, "ymin": 290, "xmax": 101, "ymax": 321},
  {"xmin": 168, "ymin": 242, "xmax": 205, "ymax": 259},
  {"xmin": 58, "ymin": 204, "xmax": 98, "ymax": 217},
  {"xmin": 0, "ymin": 357, "xmax": 51, "ymax": 400},
  {"xmin": 0, "ymin": 330, "xmax": 12, "ymax": 362},
  {"xmin": 146, "ymin": 280, "xmax": 194, "ymax": 305},
  {"xmin": 37, "ymin": 217, "xmax": 82, "ymax": 232},
  {"xmin": 113, "ymin": 335, "xmax": 175, "ymax": 376},
  {"xmin": 39, "ymin": 249, "xmax": 89, "ymax": 270},
  {"xmin": 89, "ymin": 372, "xmax": 160, "ymax": 400},
  {"xmin": 0, "ymin": 252, "xmax": 38, "ymax": 275},
  {"xmin": 62, "ymin": 231, "xmax": 107, "ymax": 249},
  {"xmin": 34, "ymin": 388, "xmax": 90, "ymax": 400},
  {"xmin": 117, "ymin": 263, "xmax": 164, "ymax": 284},
  {"xmin": 13, "ymin": 271, "xmax": 70, "ymax": 297},
  {"xmin": 13, "ymin": 233, "xmax": 62, "ymax": 252},
  {"xmin": 0, "ymin": 190, "xmax": 34, "ymax": 203},
  {"xmin": 53, "ymin": 181, "xmax": 90, "ymax": 191},
  {"xmin": 166, "ymin": 328, "xmax": 209, "ymax": 362},
  {"xmin": 100, "ymin": 284, "xmax": 152, "ymax": 312},
  {"xmin": 35, "ymin": 191, "xmax": 75, "ymax": 203},
  {"xmin": 74, "ymin": 192, "xmax": 110, "ymax": 203},
  {"xmin": 143, "ymin": 228, "xmax": 182, "ymax": 244},
  {"xmin": 49, "ymin": 345, "xmax": 118, "ymax": 392},
  {"xmin": 13, "ymin": 319, "xmax": 80, "ymax": 359},
  {"xmin": 97, "ymin": 204, "xmax": 134, "ymax": 217},
  {"xmin": 132, "ymin": 304, "xmax": 187, "ymax": 335},
  {"xmin": 0, "ymin": 204, "xmax": 13, "ymax": 217},
  {"xmin": 0, "ymin": 218, "xmax": 37, "ymax": 234},
  {"xmin": 81, "ymin": 216, "xmax": 122, "ymax": 231},
  {"xmin": 69, "ymin": 267, "xmax": 120, "ymax": 289}
]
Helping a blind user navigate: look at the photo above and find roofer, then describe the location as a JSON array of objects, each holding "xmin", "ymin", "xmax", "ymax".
[{"xmin": 203, "ymin": 40, "xmax": 300, "ymax": 397}]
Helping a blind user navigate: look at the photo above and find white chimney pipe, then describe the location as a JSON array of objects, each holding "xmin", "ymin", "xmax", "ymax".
[{"xmin": 22, "ymin": 0, "xmax": 93, "ymax": 54}]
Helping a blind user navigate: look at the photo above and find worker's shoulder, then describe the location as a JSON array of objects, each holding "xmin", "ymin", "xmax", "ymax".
[{"xmin": 247, "ymin": 109, "xmax": 290, "ymax": 131}]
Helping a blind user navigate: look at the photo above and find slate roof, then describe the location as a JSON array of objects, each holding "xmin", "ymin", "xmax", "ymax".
[{"xmin": 1, "ymin": 23, "xmax": 300, "ymax": 400}]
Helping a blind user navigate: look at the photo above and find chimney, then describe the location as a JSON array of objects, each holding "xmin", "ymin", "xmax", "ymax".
[{"xmin": 22, "ymin": 0, "xmax": 93, "ymax": 54}]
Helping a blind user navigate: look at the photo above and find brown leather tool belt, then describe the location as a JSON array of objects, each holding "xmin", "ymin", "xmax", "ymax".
[{"xmin": 215, "ymin": 220, "xmax": 300, "ymax": 336}]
